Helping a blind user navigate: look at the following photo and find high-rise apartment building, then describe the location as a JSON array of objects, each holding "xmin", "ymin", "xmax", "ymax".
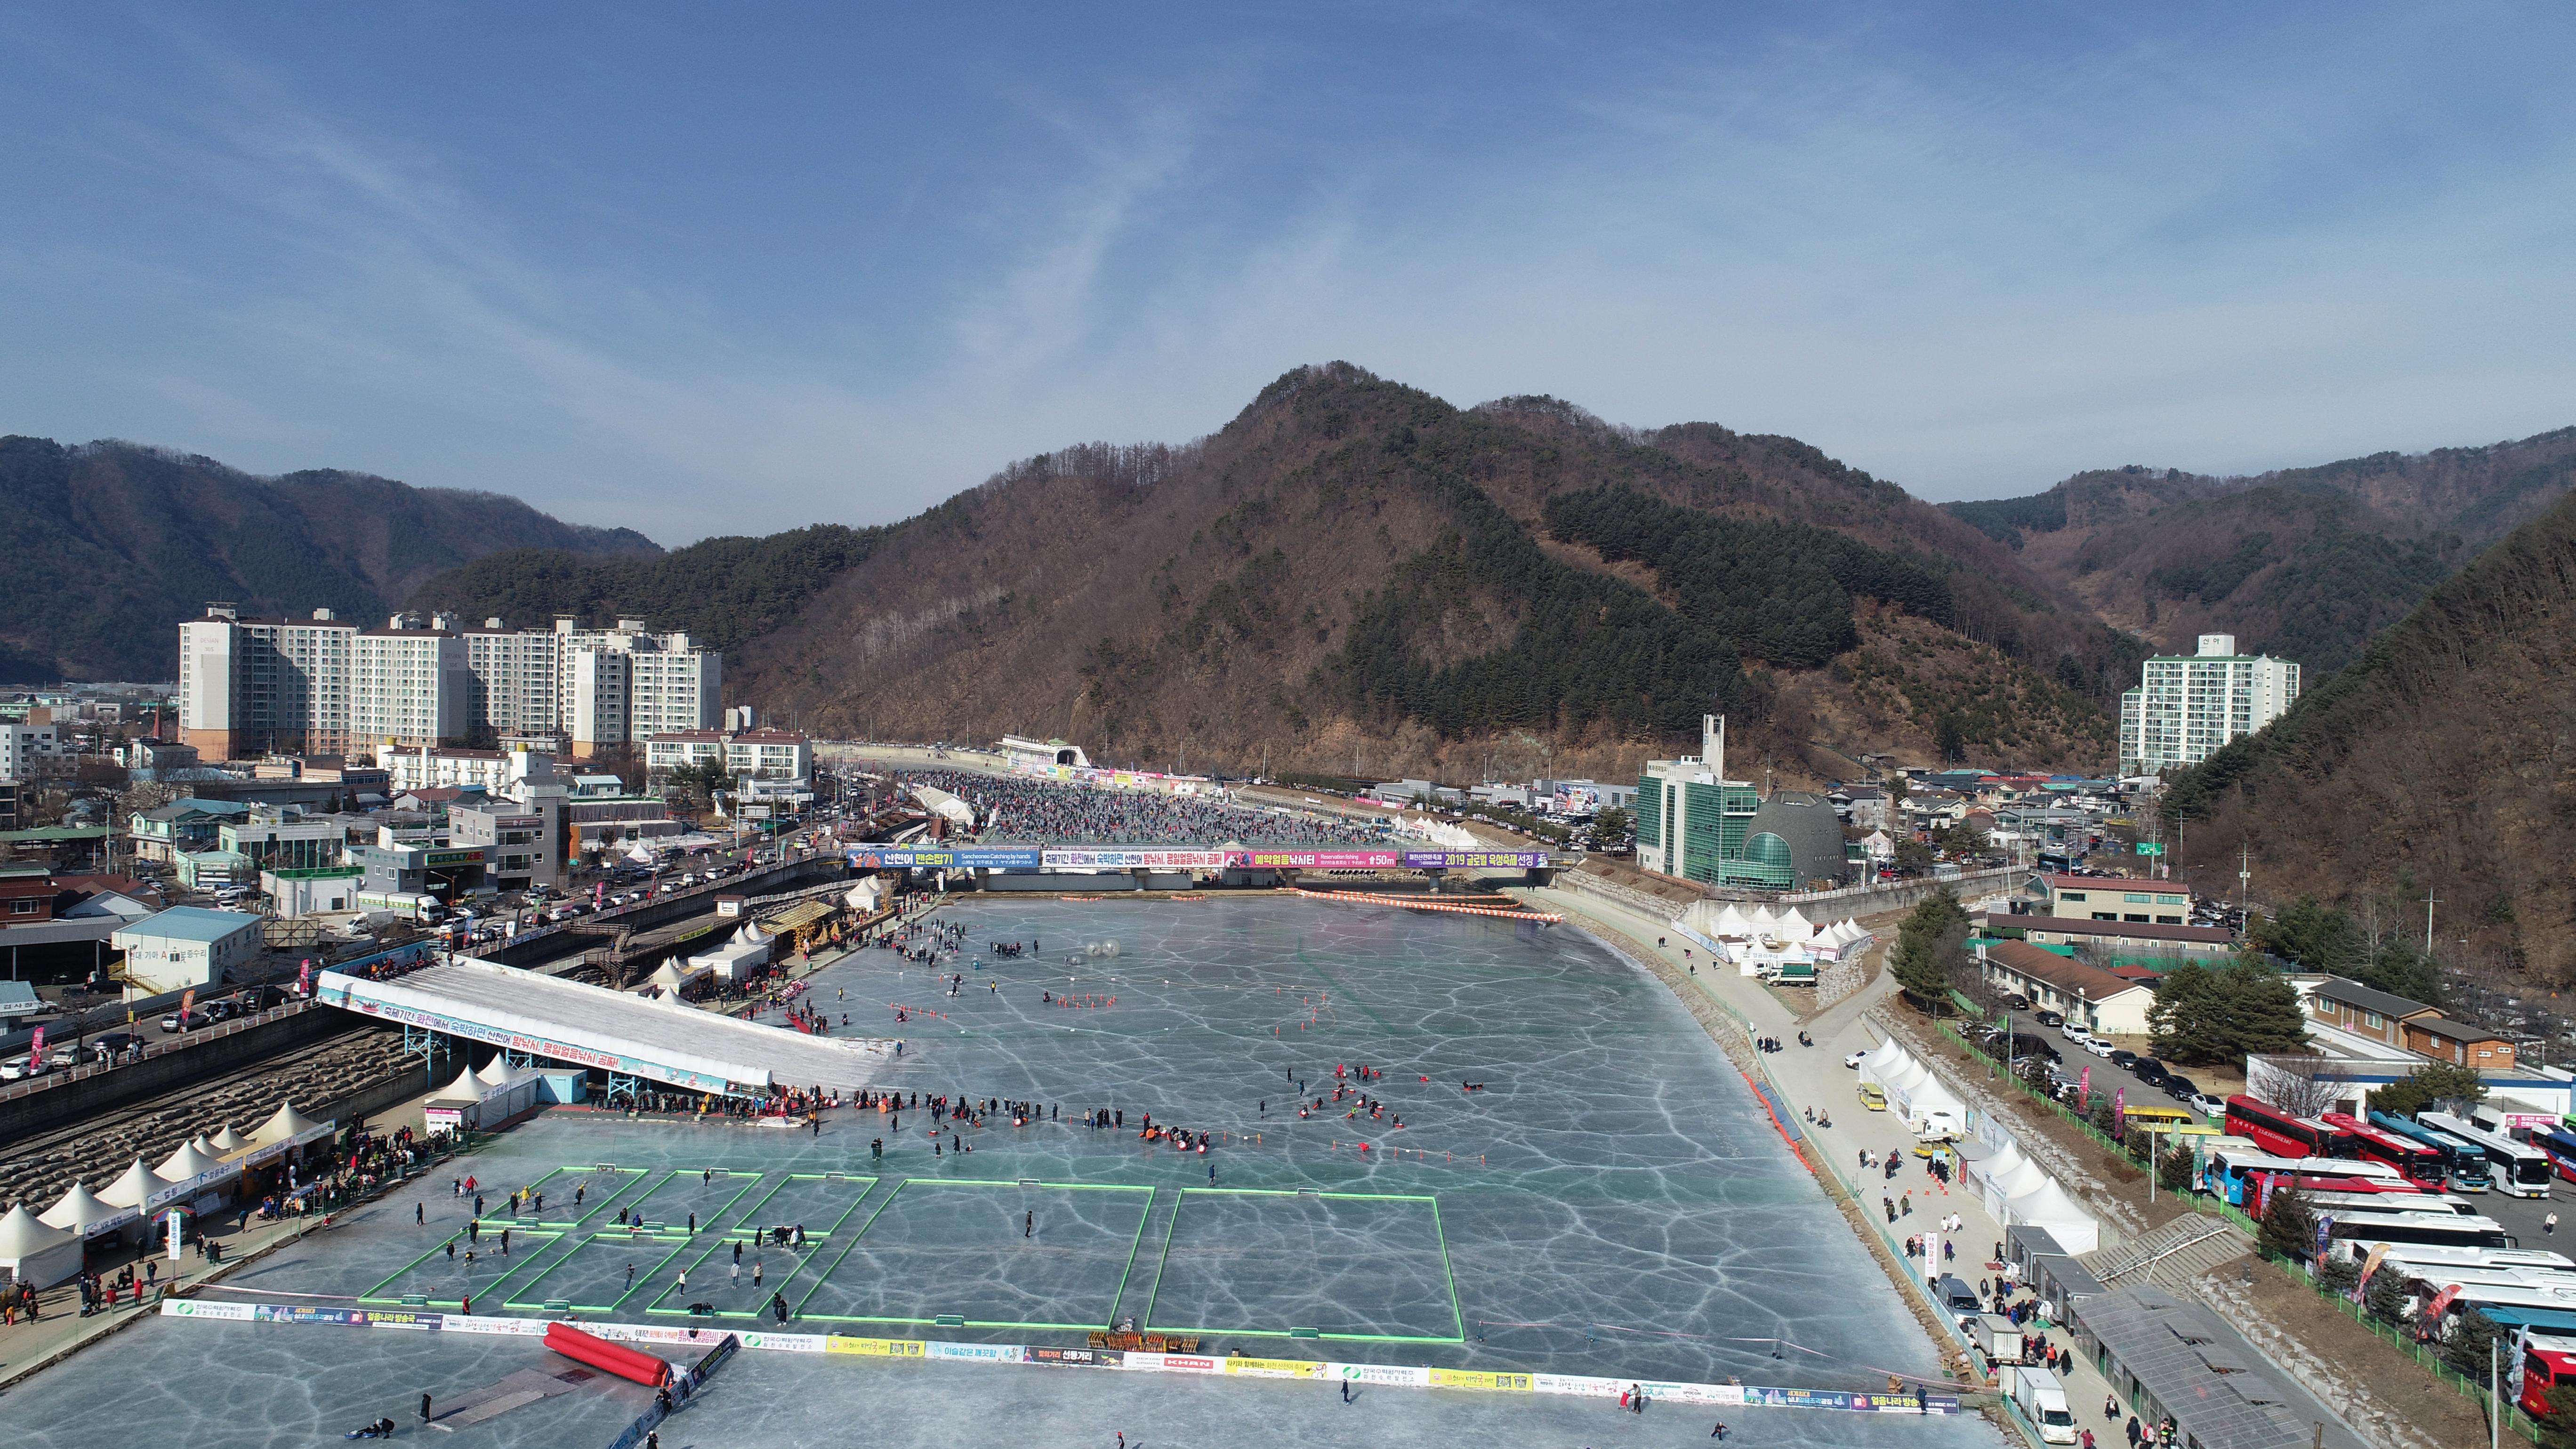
[
  {"xmin": 2117, "ymin": 634, "xmax": 2301, "ymax": 776},
  {"xmin": 179, "ymin": 605, "xmax": 721, "ymax": 761}
]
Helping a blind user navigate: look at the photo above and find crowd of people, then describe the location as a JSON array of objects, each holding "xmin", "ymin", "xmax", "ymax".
[{"xmin": 896, "ymin": 771, "xmax": 1389, "ymax": 846}]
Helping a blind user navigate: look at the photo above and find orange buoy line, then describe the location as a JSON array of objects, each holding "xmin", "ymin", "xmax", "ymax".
[{"xmin": 1287, "ymin": 887, "xmax": 1562, "ymax": 923}]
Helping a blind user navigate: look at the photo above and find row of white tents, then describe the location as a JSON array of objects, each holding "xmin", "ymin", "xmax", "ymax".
[
  {"xmin": 1858, "ymin": 1037, "xmax": 2101, "ymax": 1254},
  {"xmin": 1, "ymin": 1102, "xmax": 336, "ymax": 1288},
  {"xmin": 1678, "ymin": 901, "xmax": 1877, "ymax": 977}
]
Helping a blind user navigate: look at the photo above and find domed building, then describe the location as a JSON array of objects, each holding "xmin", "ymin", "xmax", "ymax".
[{"xmin": 1736, "ymin": 790, "xmax": 1852, "ymax": 890}]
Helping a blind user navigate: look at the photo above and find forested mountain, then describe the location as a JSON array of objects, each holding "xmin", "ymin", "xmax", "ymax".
[
  {"xmin": 2160, "ymin": 484, "xmax": 2576, "ymax": 984},
  {"xmin": 0, "ymin": 437, "xmax": 657, "ymax": 682},
  {"xmin": 425, "ymin": 364, "xmax": 2129, "ymax": 782},
  {"xmin": 1941, "ymin": 427, "xmax": 2576, "ymax": 673}
]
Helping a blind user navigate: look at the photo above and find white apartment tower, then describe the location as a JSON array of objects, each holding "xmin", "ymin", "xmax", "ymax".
[
  {"xmin": 2118, "ymin": 634, "xmax": 2302, "ymax": 775},
  {"xmin": 180, "ymin": 605, "xmax": 721, "ymax": 761}
]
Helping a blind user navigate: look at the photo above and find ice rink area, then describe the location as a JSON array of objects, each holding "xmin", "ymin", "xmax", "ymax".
[{"xmin": 5, "ymin": 898, "xmax": 2000, "ymax": 1449}]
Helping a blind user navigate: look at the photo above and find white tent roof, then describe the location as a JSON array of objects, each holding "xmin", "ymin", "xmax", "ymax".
[
  {"xmin": 425, "ymin": 1066, "xmax": 489, "ymax": 1107},
  {"xmin": 738, "ymin": 920, "xmax": 766, "ymax": 944},
  {"xmin": 208, "ymin": 1124, "xmax": 249, "ymax": 1153},
  {"xmin": 39, "ymin": 1180, "xmax": 122, "ymax": 1232},
  {"xmin": 1712, "ymin": 904, "xmax": 1753, "ymax": 937},
  {"xmin": 1859, "ymin": 1038, "xmax": 1909, "ymax": 1086},
  {"xmin": 1746, "ymin": 905, "xmax": 1776, "ymax": 930},
  {"xmin": 2004, "ymin": 1178, "xmax": 2100, "ymax": 1254},
  {"xmin": 1773, "ymin": 907, "xmax": 1813, "ymax": 937},
  {"xmin": 157, "ymin": 1141, "xmax": 227, "ymax": 1182},
  {"xmin": 250, "ymin": 1103, "xmax": 325, "ymax": 1147},
  {"xmin": 99, "ymin": 1158, "xmax": 174, "ymax": 1208},
  {"xmin": 0, "ymin": 1203, "xmax": 74, "ymax": 1259}
]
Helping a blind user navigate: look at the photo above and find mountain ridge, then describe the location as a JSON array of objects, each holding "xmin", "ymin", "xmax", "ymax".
[
  {"xmin": 1941, "ymin": 427, "xmax": 2576, "ymax": 671},
  {"xmin": 0, "ymin": 436, "xmax": 659, "ymax": 682}
]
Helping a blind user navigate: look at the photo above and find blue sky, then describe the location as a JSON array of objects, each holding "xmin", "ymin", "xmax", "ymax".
[{"xmin": 5, "ymin": 4, "xmax": 2572, "ymax": 543}]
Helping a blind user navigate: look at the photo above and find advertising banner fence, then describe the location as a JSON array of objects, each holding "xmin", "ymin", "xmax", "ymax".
[{"xmin": 164, "ymin": 1301, "xmax": 1959, "ymax": 1415}]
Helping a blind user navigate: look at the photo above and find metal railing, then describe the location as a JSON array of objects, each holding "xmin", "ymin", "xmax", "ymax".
[{"xmin": 0, "ymin": 999, "xmax": 315, "ymax": 1105}]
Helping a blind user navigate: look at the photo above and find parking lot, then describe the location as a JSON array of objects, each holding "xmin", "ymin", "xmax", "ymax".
[{"xmin": 1973, "ymin": 1005, "xmax": 2239, "ymax": 1120}]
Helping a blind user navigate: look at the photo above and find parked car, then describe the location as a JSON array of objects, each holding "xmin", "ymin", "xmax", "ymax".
[
  {"xmin": 2004, "ymin": 994, "xmax": 2032, "ymax": 1012},
  {"xmin": 159, "ymin": 1008, "xmax": 212, "ymax": 1033},
  {"xmin": 2108, "ymin": 1049, "xmax": 2140, "ymax": 1070},
  {"xmin": 2188, "ymin": 1093, "xmax": 2228, "ymax": 1118},
  {"xmin": 2133, "ymin": 1059, "xmax": 2169, "ymax": 1086},
  {"xmin": 2033, "ymin": 1009, "xmax": 2063, "ymax": 1028},
  {"xmin": 89, "ymin": 1030, "xmax": 142, "ymax": 1059},
  {"xmin": 2161, "ymin": 1075, "xmax": 2202, "ymax": 1101},
  {"xmin": 2059, "ymin": 1023, "xmax": 2093, "ymax": 1046},
  {"xmin": 2083, "ymin": 1038, "xmax": 2116, "ymax": 1058},
  {"xmin": 1843, "ymin": 1050, "xmax": 1869, "ymax": 1069},
  {"xmin": 0, "ymin": 1050, "xmax": 71, "ymax": 1081}
]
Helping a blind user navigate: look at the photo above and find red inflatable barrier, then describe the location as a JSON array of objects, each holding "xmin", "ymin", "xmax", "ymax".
[{"xmin": 545, "ymin": 1321, "xmax": 671, "ymax": 1387}]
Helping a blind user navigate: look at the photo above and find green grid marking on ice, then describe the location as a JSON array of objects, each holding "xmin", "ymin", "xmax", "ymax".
[
  {"xmin": 792, "ymin": 1176, "xmax": 1156, "ymax": 1332},
  {"xmin": 358, "ymin": 1229, "xmax": 565, "ymax": 1308},
  {"xmin": 509, "ymin": 1163, "xmax": 656, "ymax": 1229},
  {"xmin": 598, "ymin": 1167, "xmax": 765, "ymax": 1236},
  {"xmin": 716, "ymin": 1171, "xmax": 881, "ymax": 1242},
  {"xmin": 500, "ymin": 1232, "xmax": 697, "ymax": 1313},
  {"xmin": 643, "ymin": 1175, "xmax": 882, "ymax": 1320},
  {"xmin": 1140, "ymin": 1187, "xmax": 1465, "ymax": 1344}
]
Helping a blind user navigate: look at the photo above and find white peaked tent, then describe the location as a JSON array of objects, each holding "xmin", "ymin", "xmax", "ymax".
[
  {"xmin": 1711, "ymin": 904, "xmax": 1753, "ymax": 938},
  {"xmin": 157, "ymin": 1141, "xmax": 227, "ymax": 1183},
  {"xmin": 2002, "ymin": 1177, "xmax": 2100, "ymax": 1254},
  {"xmin": 738, "ymin": 920, "xmax": 766, "ymax": 945},
  {"xmin": 0, "ymin": 1203, "xmax": 81, "ymax": 1288},
  {"xmin": 39, "ymin": 1180, "xmax": 133, "ymax": 1236},
  {"xmin": 208, "ymin": 1124, "xmax": 249, "ymax": 1154},
  {"xmin": 1858, "ymin": 1038, "xmax": 1910, "ymax": 1087},
  {"xmin": 476, "ymin": 1055, "xmax": 521, "ymax": 1088},
  {"xmin": 427, "ymin": 1066, "xmax": 489, "ymax": 1109},
  {"xmin": 249, "ymin": 1103, "xmax": 325, "ymax": 1149},
  {"xmin": 1747, "ymin": 905, "xmax": 1777, "ymax": 932},
  {"xmin": 1772, "ymin": 907, "xmax": 1814, "ymax": 938},
  {"xmin": 99, "ymin": 1158, "xmax": 174, "ymax": 1209}
]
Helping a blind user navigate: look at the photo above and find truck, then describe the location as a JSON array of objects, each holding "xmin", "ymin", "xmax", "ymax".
[
  {"xmin": 1970, "ymin": 1313, "xmax": 2025, "ymax": 1365},
  {"xmin": 354, "ymin": 891, "xmax": 446, "ymax": 924},
  {"xmin": 2006, "ymin": 1365, "xmax": 2077, "ymax": 1444}
]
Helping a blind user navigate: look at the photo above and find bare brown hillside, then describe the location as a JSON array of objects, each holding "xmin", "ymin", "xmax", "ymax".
[
  {"xmin": 1945, "ymin": 427, "xmax": 2576, "ymax": 673},
  {"xmin": 719, "ymin": 364, "xmax": 2130, "ymax": 782},
  {"xmin": 2160, "ymin": 484, "xmax": 2576, "ymax": 983}
]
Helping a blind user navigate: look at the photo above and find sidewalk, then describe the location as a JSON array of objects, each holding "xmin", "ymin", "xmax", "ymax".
[{"xmin": 1527, "ymin": 883, "xmax": 2135, "ymax": 1447}]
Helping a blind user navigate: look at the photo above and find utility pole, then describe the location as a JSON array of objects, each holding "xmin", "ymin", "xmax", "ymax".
[
  {"xmin": 2425, "ymin": 891, "xmax": 2439, "ymax": 956},
  {"xmin": 2238, "ymin": 842, "xmax": 2251, "ymax": 919}
]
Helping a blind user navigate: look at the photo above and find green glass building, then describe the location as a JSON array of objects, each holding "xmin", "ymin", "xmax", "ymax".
[{"xmin": 1637, "ymin": 716, "xmax": 1852, "ymax": 891}]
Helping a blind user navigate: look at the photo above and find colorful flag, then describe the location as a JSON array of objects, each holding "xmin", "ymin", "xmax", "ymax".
[
  {"xmin": 2079, "ymin": 1066, "xmax": 2091, "ymax": 1112},
  {"xmin": 2114, "ymin": 1087, "xmax": 2126, "ymax": 1130}
]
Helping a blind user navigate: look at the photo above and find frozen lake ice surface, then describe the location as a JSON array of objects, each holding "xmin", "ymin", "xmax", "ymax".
[{"xmin": 5, "ymin": 898, "xmax": 2000, "ymax": 1448}]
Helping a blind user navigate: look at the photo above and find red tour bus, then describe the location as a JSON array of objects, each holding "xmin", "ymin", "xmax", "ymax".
[
  {"xmin": 2225, "ymin": 1095, "xmax": 2357, "ymax": 1159},
  {"xmin": 2321, "ymin": 1112, "xmax": 2449, "ymax": 1189},
  {"xmin": 2523, "ymin": 1334, "xmax": 2576, "ymax": 1417}
]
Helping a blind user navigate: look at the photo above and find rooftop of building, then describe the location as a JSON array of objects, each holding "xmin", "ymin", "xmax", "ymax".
[
  {"xmin": 2006, "ymin": 916, "xmax": 2236, "ymax": 945},
  {"xmin": 2308, "ymin": 976, "xmax": 2441, "ymax": 1022},
  {"xmin": 1980, "ymin": 938, "xmax": 2152, "ymax": 1000},
  {"xmin": 114, "ymin": 905, "xmax": 264, "ymax": 943},
  {"xmin": 2404, "ymin": 1014, "xmax": 2514, "ymax": 1045}
]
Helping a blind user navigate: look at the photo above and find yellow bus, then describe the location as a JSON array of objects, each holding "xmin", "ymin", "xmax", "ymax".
[{"xmin": 2120, "ymin": 1104, "xmax": 2217, "ymax": 1135}]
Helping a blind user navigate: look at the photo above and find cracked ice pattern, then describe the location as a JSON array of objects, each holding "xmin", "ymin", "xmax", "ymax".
[{"xmin": 2, "ymin": 899, "xmax": 2001, "ymax": 1449}]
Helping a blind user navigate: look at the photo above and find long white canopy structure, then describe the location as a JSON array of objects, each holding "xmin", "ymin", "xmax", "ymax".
[{"xmin": 320, "ymin": 957, "xmax": 895, "ymax": 1097}]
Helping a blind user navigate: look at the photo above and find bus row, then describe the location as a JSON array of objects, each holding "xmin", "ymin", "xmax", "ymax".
[{"xmin": 2221, "ymin": 1095, "xmax": 2554, "ymax": 1198}]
